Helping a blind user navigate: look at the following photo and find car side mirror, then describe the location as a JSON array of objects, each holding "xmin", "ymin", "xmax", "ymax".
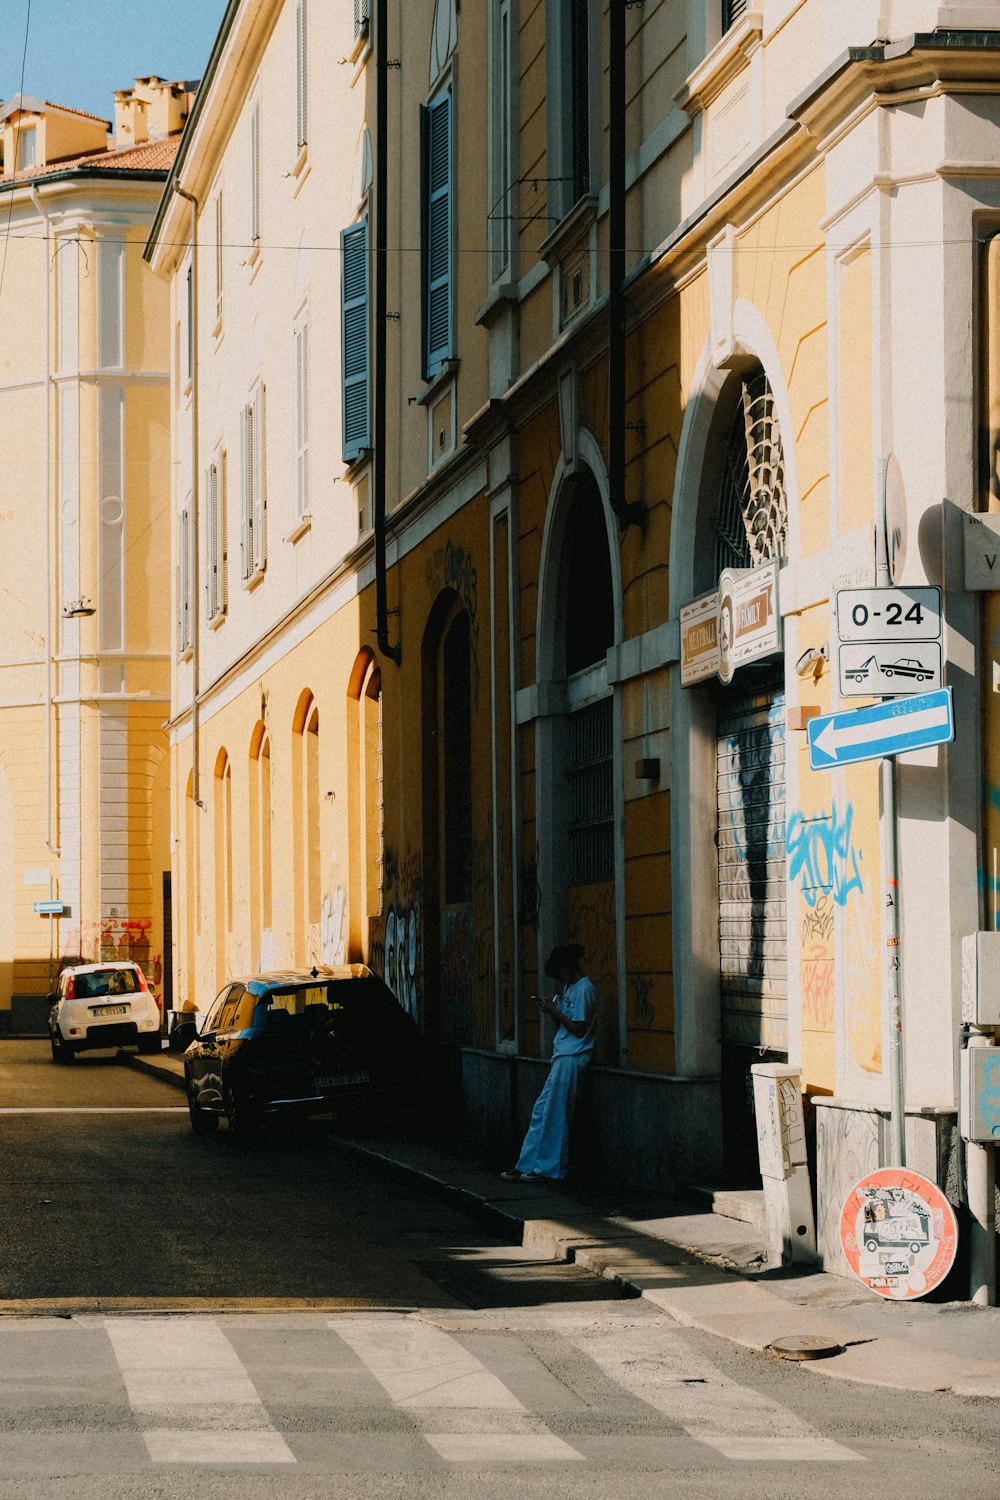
[{"xmin": 169, "ymin": 1019, "xmax": 199, "ymax": 1051}]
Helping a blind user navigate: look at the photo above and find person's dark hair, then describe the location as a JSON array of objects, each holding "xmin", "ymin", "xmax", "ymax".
[{"xmin": 544, "ymin": 943, "xmax": 585, "ymax": 979}]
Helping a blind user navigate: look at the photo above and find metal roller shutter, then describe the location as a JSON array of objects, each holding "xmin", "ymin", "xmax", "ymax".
[{"xmin": 716, "ymin": 677, "xmax": 787, "ymax": 1053}]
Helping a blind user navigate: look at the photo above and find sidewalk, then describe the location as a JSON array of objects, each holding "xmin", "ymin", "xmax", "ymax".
[{"xmin": 123, "ymin": 1045, "xmax": 1000, "ymax": 1397}]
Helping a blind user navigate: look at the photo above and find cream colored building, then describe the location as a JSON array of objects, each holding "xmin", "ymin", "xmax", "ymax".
[
  {"xmin": 152, "ymin": 1, "xmax": 1000, "ymax": 1294},
  {"xmin": 0, "ymin": 79, "xmax": 190, "ymax": 1028}
]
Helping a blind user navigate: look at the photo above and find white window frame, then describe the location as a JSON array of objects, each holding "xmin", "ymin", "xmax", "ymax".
[
  {"xmin": 488, "ymin": 0, "xmax": 515, "ymax": 285},
  {"xmin": 545, "ymin": 0, "xmax": 599, "ymax": 225},
  {"xmin": 214, "ymin": 189, "xmax": 224, "ymax": 328},
  {"xmin": 16, "ymin": 124, "xmax": 37, "ymax": 172},
  {"xmin": 241, "ymin": 386, "xmax": 266, "ymax": 581}
]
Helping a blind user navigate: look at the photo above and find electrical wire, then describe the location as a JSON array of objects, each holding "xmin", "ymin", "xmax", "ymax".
[{"xmin": 0, "ymin": 0, "xmax": 33, "ymax": 309}]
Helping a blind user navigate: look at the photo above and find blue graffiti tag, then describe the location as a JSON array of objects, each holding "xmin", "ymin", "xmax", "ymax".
[{"xmin": 787, "ymin": 802, "xmax": 864, "ymax": 908}]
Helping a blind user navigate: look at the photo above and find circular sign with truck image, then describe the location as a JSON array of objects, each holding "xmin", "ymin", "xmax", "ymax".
[{"xmin": 840, "ymin": 1169, "xmax": 958, "ymax": 1300}]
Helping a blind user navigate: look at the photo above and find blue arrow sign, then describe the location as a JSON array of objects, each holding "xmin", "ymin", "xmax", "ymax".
[
  {"xmin": 808, "ymin": 687, "xmax": 954, "ymax": 770},
  {"xmin": 33, "ymin": 900, "xmax": 64, "ymax": 915}
]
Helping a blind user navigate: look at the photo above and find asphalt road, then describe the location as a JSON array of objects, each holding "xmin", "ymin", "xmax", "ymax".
[{"xmin": 0, "ymin": 1040, "xmax": 998, "ymax": 1500}]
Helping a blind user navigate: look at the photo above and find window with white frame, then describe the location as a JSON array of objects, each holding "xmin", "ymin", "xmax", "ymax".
[
  {"xmin": 546, "ymin": 0, "xmax": 596, "ymax": 224},
  {"xmin": 296, "ymin": 0, "xmax": 308, "ymax": 150},
  {"xmin": 178, "ymin": 505, "xmax": 192, "ymax": 652},
  {"xmin": 421, "ymin": 88, "xmax": 454, "ymax": 379},
  {"xmin": 294, "ymin": 317, "xmax": 309, "ymax": 516},
  {"xmin": 206, "ymin": 455, "xmax": 227, "ymax": 619},
  {"xmin": 723, "ymin": 0, "xmax": 749, "ymax": 31},
  {"xmin": 16, "ymin": 125, "xmax": 36, "ymax": 172},
  {"xmin": 241, "ymin": 387, "xmax": 266, "ymax": 579},
  {"xmin": 353, "ymin": 0, "xmax": 369, "ymax": 41},
  {"xmin": 185, "ymin": 264, "xmax": 194, "ymax": 382},
  {"xmin": 489, "ymin": 0, "xmax": 514, "ymax": 283},
  {"xmin": 250, "ymin": 92, "xmax": 261, "ymax": 247}
]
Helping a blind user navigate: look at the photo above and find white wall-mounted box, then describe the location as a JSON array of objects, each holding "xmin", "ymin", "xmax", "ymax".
[
  {"xmin": 959, "ymin": 1046, "xmax": 1000, "ymax": 1143},
  {"xmin": 961, "ymin": 932, "xmax": 1000, "ymax": 1027}
]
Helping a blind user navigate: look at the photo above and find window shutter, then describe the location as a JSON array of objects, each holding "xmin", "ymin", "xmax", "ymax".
[
  {"xmin": 179, "ymin": 508, "xmax": 191, "ymax": 651},
  {"xmin": 296, "ymin": 322, "xmax": 310, "ymax": 516},
  {"xmin": 353, "ymin": 0, "xmax": 369, "ymax": 40},
  {"xmin": 206, "ymin": 463, "xmax": 217, "ymax": 617},
  {"xmin": 341, "ymin": 220, "xmax": 370, "ymax": 462},
  {"xmin": 241, "ymin": 402, "xmax": 253, "ymax": 579},
  {"xmin": 296, "ymin": 0, "xmax": 308, "ymax": 150},
  {"xmin": 255, "ymin": 384, "xmax": 266, "ymax": 571},
  {"xmin": 215, "ymin": 192, "xmax": 223, "ymax": 324},
  {"xmin": 723, "ymin": 0, "xmax": 749, "ymax": 29},
  {"xmin": 250, "ymin": 95, "xmax": 261, "ymax": 243},
  {"xmin": 422, "ymin": 91, "xmax": 453, "ymax": 377}
]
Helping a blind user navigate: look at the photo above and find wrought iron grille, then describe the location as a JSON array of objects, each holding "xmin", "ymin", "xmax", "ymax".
[
  {"xmin": 714, "ymin": 370, "xmax": 788, "ymax": 576},
  {"xmin": 568, "ymin": 697, "xmax": 613, "ymax": 885}
]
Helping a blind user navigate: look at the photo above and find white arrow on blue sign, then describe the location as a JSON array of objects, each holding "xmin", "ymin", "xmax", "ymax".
[
  {"xmin": 33, "ymin": 900, "xmax": 64, "ymax": 915},
  {"xmin": 807, "ymin": 687, "xmax": 954, "ymax": 770}
]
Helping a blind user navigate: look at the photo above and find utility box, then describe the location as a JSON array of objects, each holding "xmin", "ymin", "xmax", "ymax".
[
  {"xmin": 959, "ymin": 1046, "xmax": 1000, "ymax": 1143},
  {"xmin": 751, "ymin": 1063, "xmax": 816, "ymax": 1266},
  {"xmin": 962, "ymin": 933, "xmax": 1000, "ymax": 1027}
]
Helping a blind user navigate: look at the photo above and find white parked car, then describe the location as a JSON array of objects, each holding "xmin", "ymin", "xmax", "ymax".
[{"xmin": 48, "ymin": 962, "xmax": 161, "ymax": 1063}]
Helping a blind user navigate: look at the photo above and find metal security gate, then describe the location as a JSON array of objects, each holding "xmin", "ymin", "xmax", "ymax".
[
  {"xmin": 716, "ymin": 677, "xmax": 788, "ymax": 1046},
  {"xmin": 716, "ymin": 675, "xmax": 787, "ymax": 1178}
]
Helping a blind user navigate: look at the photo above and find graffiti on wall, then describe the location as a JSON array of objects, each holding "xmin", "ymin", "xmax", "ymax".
[
  {"xmin": 787, "ymin": 804, "xmax": 865, "ymax": 909},
  {"xmin": 440, "ymin": 902, "xmax": 475, "ymax": 1044},
  {"xmin": 788, "ymin": 803, "xmax": 866, "ymax": 1037},
  {"xmin": 66, "ymin": 919, "xmax": 161, "ymax": 984},
  {"xmin": 321, "ymin": 885, "xmax": 348, "ymax": 965},
  {"xmin": 425, "ymin": 539, "xmax": 482, "ymax": 704},
  {"xmin": 370, "ymin": 845, "xmax": 422, "ymax": 1020},
  {"xmin": 630, "ymin": 972, "xmax": 655, "ymax": 1029}
]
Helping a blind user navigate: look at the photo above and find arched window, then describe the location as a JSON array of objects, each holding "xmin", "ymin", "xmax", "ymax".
[
  {"xmin": 184, "ymin": 770, "xmax": 198, "ymax": 1001},
  {"xmin": 347, "ymin": 652, "xmax": 383, "ymax": 961},
  {"xmin": 713, "ymin": 368, "xmax": 788, "ymax": 575},
  {"xmin": 292, "ymin": 691, "xmax": 322, "ymax": 959},
  {"xmin": 213, "ymin": 751, "xmax": 232, "ymax": 986}
]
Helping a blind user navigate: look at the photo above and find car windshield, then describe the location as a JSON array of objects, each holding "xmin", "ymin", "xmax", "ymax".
[{"xmin": 74, "ymin": 969, "xmax": 140, "ymax": 999}]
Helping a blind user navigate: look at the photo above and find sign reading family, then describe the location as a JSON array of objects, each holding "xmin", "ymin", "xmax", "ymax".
[{"xmin": 680, "ymin": 561, "xmax": 782, "ymax": 687}]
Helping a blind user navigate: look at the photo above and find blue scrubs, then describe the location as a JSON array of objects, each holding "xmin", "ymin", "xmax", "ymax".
[{"xmin": 515, "ymin": 977, "xmax": 597, "ymax": 1180}]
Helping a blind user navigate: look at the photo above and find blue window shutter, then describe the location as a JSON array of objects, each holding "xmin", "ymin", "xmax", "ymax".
[
  {"xmin": 341, "ymin": 220, "xmax": 370, "ymax": 462},
  {"xmin": 422, "ymin": 91, "xmax": 453, "ymax": 378}
]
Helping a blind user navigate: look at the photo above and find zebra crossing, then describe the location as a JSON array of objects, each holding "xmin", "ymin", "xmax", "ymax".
[{"xmin": 0, "ymin": 1310, "xmax": 864, "ymax": 1472}]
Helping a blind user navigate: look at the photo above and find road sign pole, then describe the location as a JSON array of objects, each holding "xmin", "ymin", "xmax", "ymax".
[{"xmin": 877, "ymin": 474, "xmax": 906, "ymax": 1168}]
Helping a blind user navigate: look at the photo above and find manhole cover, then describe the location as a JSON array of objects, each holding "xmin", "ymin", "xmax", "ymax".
[{"xmin": 769, "ymin": 1334, "xmax": 843, "ymax": 1361}]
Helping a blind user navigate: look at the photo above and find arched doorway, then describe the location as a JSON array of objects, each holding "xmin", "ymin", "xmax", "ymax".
[{"xmin": 671, "ymin": 352, "xmax": 795, "ymax": 1184}]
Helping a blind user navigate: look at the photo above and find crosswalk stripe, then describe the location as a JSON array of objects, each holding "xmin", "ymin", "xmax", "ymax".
[
  {"xmin": 566, "ymin": 1323, "xmax": 864, "ymax": 1463},
  {"xmin": 331, "ymin": 1317, "xmax": 585, "ymax": 1463},
  {"xmin": 104, "ymin": 1318, "xmax": 295, "ymax": 1465}
]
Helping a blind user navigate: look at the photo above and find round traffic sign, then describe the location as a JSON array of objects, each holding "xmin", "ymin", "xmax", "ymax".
[{"xmin": 840, "ymin": 1169, "xmax": 957, "ymax": 1300}]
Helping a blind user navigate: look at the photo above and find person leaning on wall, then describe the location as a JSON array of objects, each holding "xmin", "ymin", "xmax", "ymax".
[{"xmin": 502, "ymin": 943, "xmax": 597, "ymax": 1182}]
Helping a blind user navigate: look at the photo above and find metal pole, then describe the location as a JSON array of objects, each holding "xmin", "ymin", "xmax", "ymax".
[
  {"xmin": 966, "ymin": 1034, "xmax": 997, "ymax": 1306},
  {"xmin": 877, "ymin": 460, "xmax": 905, "ymax": 1166}
]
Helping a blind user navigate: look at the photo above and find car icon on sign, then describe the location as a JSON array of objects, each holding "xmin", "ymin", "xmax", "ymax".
[
  {"xmin": 846, "ymin": 656, "xmax": 876, "ymax": 683},
  {"xmin": 881, "ymin": 658, "xmax": 930, "ymax": 681}
]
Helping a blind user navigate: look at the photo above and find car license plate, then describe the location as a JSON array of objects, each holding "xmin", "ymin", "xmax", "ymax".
[
  {"xmin": 316, "ymin": 1070, "xmax": 370, "ymax": 1089},
  {"xmin": 91, "ymin": 1005, "xmax": 128, "ymax": 1017}
]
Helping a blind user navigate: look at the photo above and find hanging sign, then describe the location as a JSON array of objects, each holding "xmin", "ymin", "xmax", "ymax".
[
  {"xmin": 679, "ymin": 591, "xmax": 720, "ymax": 686},
  {"xmin": 840, "ymin": 1168, "xmax": 958, "ymax": 1300},
  {"xmin": 718, "ymin": 561, "xmax": 781, "ymax": 685},
  {"xmin": 681, "ymin": 562, "xmax": 781, "ymax": 688}
]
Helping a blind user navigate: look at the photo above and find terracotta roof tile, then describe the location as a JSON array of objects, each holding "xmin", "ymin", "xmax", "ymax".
[{"xmin": 2, "ymin": 135, "xmax": 180, "ymax": 185}]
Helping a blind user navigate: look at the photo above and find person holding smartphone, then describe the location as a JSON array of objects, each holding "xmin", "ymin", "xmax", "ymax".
[{"xmin": 501, "ymin": 943, "xmax": 597, "ymax": 1182}]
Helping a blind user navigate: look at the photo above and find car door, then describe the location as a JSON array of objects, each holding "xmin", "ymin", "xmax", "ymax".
[
  {"xmin": 188, "ymin": 987, "xmax": 235, "ymax": 1104},
  {"xmin": 213, "ymin": 985, "xmax": 249, "ymax": 1088}
]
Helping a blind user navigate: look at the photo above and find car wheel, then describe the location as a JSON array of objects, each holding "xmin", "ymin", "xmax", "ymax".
[
  {"xmin": 187, "ymin": 1082, "xmax": 219, "ymax": 1135},
  {"xmin": 137, "ymin": 1033, "xmax": 162, "ymax": 1055},
  {"xmin": 884, "ymin": 669, "xmax": 893, "ymax": 677},
  {"xmin": 49, "ymin": 1031, "xmax": 62, "ymax": 1064},
  {"xmin": 224, "ymin": 1083, "xmax": 260, "ymax": 1144},
  {"xmin": 53, "ymin": 1032, "xmax": 76, "ymax": 1064}
]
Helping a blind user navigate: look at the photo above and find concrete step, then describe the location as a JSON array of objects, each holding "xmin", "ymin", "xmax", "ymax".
[{"xmin": 685, "ymin": 1185, "xmax": 768, "ymax": 1233}]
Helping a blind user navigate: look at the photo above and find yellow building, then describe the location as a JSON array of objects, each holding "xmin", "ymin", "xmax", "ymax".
[
  {"xmin": 0, "ymin": 79, "xmax": 190, "ymax": 1029},
  {"xmin": 151, "ymin": 1, "xmax": 999, "ymax": 1290}
]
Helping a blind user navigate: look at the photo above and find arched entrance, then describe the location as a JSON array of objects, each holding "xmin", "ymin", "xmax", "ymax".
[{"xmin": 671, "ymin": 346, "xmax": 797, "ymax": 1184}]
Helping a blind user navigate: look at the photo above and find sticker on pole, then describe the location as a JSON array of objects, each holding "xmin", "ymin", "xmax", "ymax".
[{"xmin": 840, "ymin": 1169, "xmax": 958, "ymax": 1300}]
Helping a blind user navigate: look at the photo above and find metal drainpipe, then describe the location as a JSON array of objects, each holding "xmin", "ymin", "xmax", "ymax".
[
  {"xmin": 374, "ymin": 0, "xmax": 401, "ymax": 665},
  {"xmin": 174, "ymin": 185, "xmax": 204, "ymax": 804},
  {"xmin": 608, "ymin": 1, "xmax": 644, "ymax": 532},
  {"xmin": 30, "ymin": 185, "xmax": 60, "ymax": 856}
]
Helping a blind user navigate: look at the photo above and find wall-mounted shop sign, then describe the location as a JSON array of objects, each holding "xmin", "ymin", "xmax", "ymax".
[{"xmin": 680, "ymin": 561, "xmax": 781, "ymax": 687}]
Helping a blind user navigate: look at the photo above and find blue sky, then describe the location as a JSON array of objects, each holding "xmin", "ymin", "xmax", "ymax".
[{"xmin": 2, "ymin": 0, "xmax": 229, "ymax": 121}]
